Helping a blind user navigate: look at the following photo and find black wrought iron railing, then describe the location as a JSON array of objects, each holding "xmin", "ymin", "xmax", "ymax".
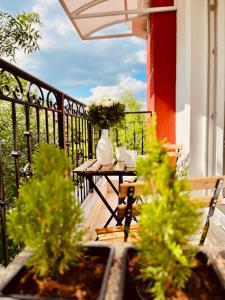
[
  {"xmin": 0, "ymin": 58, "xmax": 98, "ymax": 266},
  {"xmin": 0, "ymin": 58, "xmax": 151, "ymax": 267},
  {"xmin": 110, "ymin": 111, "xmax": 151, "ymax": 155}
]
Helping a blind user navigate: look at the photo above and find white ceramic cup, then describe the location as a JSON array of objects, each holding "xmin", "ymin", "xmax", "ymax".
[
  {"xmin": 124, "ymin": 150, "xmax": 137, "ymax": 167},
  {"xmin": 116, "ymin": 146, "xmax": 126, "ymax": 161}
]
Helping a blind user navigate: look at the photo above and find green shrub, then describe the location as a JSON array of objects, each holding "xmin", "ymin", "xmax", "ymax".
[
  {"xmin": 135, "ymin": 115, "xmax": 201, "ymax": 300},
  {"xmin": 7, "ymin": 144, "xmax": 84, "ymax": 278}
]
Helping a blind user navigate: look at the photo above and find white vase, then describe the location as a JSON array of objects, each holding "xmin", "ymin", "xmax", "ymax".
[{"xmin": 96, "ymin": 129, "xmax": 113, "ymax": 165}]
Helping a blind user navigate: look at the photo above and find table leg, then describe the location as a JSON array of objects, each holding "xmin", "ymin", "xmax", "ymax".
[
  {"xmin": 88, "ymin": 176, "xmax": 94, "ymax": 193},
  {"xmin": 115, "ymin": 175, "xmax": 126, "ymax": 225},
  {"xmin": 104, "ymin": 175, "xmax": 126, "ymax": 226},
  {"xmin": 88, "ymin": 176, "xmax": 119, "ymax": 227},
  {"xmin": 118, "ymin": 175, "xmax": 124, "ymax": 204},
  {"xmin": 105, "ymin": 176, "xmax": 126, "ymax": 204}
]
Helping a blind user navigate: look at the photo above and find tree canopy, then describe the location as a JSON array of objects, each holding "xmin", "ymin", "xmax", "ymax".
[{"xmin": 0, "ymin": 11, "xmax": 42, "ymax": 61}]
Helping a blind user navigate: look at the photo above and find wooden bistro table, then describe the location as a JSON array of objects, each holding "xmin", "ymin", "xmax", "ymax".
[{"xmin": 73, "ymin": 159, "xmax": 136, "ymax": 228}]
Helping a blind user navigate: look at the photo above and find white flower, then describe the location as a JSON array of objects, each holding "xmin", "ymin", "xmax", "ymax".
[
  {"xmin": 90, "ymin": 97, "xmax": 119, "ymax": 108},
  {"xmin": 112, "ymin": 98, "xmax": 119, "ymax": 105}
]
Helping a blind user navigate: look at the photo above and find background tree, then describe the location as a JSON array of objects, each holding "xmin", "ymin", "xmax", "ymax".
[
  {"xmin": 111, "ymin": 91, "xmax": 147, "ymax": 154},
  {"xmin": 0, "ymin": 11, "xmax": 42, "ymax": 61},
  {"xmin": 0, "ymin": 10, "xmax": 42, "ymax": 264}
]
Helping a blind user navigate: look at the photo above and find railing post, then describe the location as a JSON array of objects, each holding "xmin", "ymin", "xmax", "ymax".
[
  {"xmin": 58, "ymin": 93, "xmax": 67, "ymax": 150},
  {"xmin": 133, "ymin": 122, "xmax": 136, "ymax": 150},
  {"xmin": 141, "ymin": 121, "xmax": 144, "ymax": 155},
  {"xmin": 87, "ymin": 121, "xmax": 93, "ymax": 159},
  {"xmin": 0, "ymin": 142, "xmax": 9, "ymax": 266},
  {"xmin": 116, "ymin": 128, "xmax": 119, "ymax": 146}
]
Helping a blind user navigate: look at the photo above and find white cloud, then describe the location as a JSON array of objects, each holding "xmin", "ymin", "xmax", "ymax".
[
  {"xmin": 130, "ymin": 36, "xmax": 145, "ymax": 45},
  {"xmin": 136, "ymin": 50, "xmax": 146, "ymax": 64},
  {"xmin": 32, "ymin": 0, "xmax": 55, "ymax": 17},
  {"xmin": 3, "ymin": 0, "xmax": 147, "ymax": 103},
  {"xmin": 6, "ymin": 51, "xmax": 43, "ymax": 76},
  {"xmin": 55, "ymin": 19, "xmax": 74, "ymax": 37},
  {"xmin": 80, "ymin": 75, "xmax": 146, "ymax": 103},
  {"xmin": 125, "ymin": 50, "xmax": 146, "ymax": 64}
]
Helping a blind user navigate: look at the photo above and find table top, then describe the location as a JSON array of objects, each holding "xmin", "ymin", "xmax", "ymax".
[{"xmin": 73, "ymin": 159, "xmax": 136, "ymax": 176}]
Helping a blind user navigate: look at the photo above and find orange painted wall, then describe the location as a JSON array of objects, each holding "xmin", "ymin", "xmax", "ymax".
[{"xmin": 147, "ymin": 0, "xmax": 176, "ymax": 143}]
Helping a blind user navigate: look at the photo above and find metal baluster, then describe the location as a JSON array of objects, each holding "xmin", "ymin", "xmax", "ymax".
[
  {"xmin": 133, "ymin": 121, "xmax": 136, "ymax": 150},
  {"xmin": 24, "ymin": 104, "xmax": 32, "ymax": 164},
  {"xmin": 66, "ymin": 114, "xmax": 70, "ymax": 157},
  {"xmin": 77, "ymin": 175, "xmax": 80, "ymax": 199},
  {"xmin": 116, "ymin": 128, "xmax": 119, "ymax": 146},
  {"xmin": 81, "ymin": 116, "xmax": 85, "ymax": 163},
  {"xmin": 84, "ymin": 119, "xmax": 88, "ymax": 196},
  {"xmin": 79, "ymin": 176, "xmax": 84, "ymax": 203},
  {"xmin": 11, "ymin": 101, "xmax": 20, "ymax": 196},
  {"xmin": 75, "ymin": 116, "xmax": 79, "ymax": 167},
  {"xmin": 125, "ymin": 122, "xmax": 127, "ymax": 146},
  {"xmin": 45, "ymin": 109, "xmax": 49, "ymax": 143},
  {"xmin": 0, "ymin": 142, "xmax": 9, "ymax": 266},
  {"xmin": 141, "ymin": 121, "xmax": 144, "ymax": 155},
  {"xmin": 57, "ymin": 93, "xmax": 66, "ymax": 150},
  {"xmin": 52, "ymin": 111, "xmax": 56, "ymax": 145},
  {"xmin": 78, "ymin": 116, "xmax": 82, "ymax": 164},
  {"xmin": 36, "ymin": 107, "xmax": 41, "ymax": 144},
  {"xmin": 84, "ymin": 117, "xmax": 87, "ymax": 160},
  {"xmin": 88, "ymin": 121, "xmax": 93, "ymax": 159},
  {"xmin": 71, "ymin": 115, "xmax": 74, "ymax": 164}
]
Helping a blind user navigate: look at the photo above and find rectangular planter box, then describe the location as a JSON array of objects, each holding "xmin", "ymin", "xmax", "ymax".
[
  {"xmin": 0, "ymin": 245, "xmax": 115, "ymax": 300},
  {"xmin": 119, "ymin": 247, "xmax": 225, "ymax": 300}
]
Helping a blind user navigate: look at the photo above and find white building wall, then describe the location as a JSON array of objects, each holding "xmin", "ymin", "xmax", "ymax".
[
  {"xmin": 176, "ymin": 0, "xmax": 225, "ymax": 177},
  {"xmin": 215, "ymin": 0, "xmax": 225, "ymax": 175},
  {"xmin": 176, "ymin": 0, "xmax": 208, "ymax": 177},
  {"xmin": 189, "ymin": 0, "xmax": 208, "ymax": 177},
  {"xmin": 176, "ymin": 0, "xmax": 191, "ymax": 156}
]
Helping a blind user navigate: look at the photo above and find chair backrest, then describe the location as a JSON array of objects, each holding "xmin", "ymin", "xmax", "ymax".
[
  {"xmin": 163, "ymin": 144, "xmax": 183, "ymax": 168},
  {"xmin": 188, "ymin": 176, "xmax": 225, "ymax": 245},
  {"xmin": 163, "ymin": 143, "xmax": 183, "ymax": 152},
  {"xmin": 118, "ymin": 176, "xmax": 225, "ymax": 243}
]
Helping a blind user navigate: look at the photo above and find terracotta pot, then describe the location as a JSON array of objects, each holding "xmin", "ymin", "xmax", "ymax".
[{"xmin": 0, "ymin": 245, "xmax": 115, "ymax": 300}]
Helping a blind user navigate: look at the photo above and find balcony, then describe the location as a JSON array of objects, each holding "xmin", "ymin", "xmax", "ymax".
[
  {"xmin": 0, "ymin": 58, "xmax": 151, "ymax": 265},
  {"xmin": 1, "ymin": 51, "xmax": 225, "ymax": 300},
  {"xmin": 1, "ymin": 56, "xmax": 225, "ymax": 270}
]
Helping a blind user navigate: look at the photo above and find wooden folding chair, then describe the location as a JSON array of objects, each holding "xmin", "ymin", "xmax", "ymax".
[
  {"xmin": 95, "ymin": 182, "xmax": 144, "ymax": 242},
  {"xmin": 95, "ymin": 176, "xmax": 225, "ymax": 245},
  {"xmin": 188, "ymin": 176, "xmax": 224, "ymax": 245},
  {"xmin": 163, "ymin": 143, "xmax": 183, "ymax": 152},
  {"xmin": 163, "ymin": 144, "xmax": 183, "ymax": 169}
]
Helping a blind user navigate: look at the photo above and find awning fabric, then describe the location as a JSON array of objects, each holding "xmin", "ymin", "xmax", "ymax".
[
  {"xmin": 59, "ymin": 0, "xmax": 177, "ymax": 40},
  {"xmin": 59, "ymin": 0, "xmax": 149, "ymax": 40}
]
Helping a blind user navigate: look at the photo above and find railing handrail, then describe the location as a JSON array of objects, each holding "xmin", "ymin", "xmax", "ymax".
[
  {"xmin": 0, "ymin": 58, "xmax": 85, "ymax": 106},
  {"xmin": 125, "ymin": 111, "xmax": 152, "ymax": 115}
]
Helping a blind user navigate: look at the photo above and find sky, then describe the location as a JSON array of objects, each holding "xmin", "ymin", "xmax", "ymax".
[{"xmin": 0, "ymin": 0, "xmax": 147, "ymax": 104}]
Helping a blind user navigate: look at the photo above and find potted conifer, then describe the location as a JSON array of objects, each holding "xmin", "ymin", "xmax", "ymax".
[
  {"xmin": 119, "ymin": 116, "xmax": 225, "ymax": 300},
  {"xmin": 0, "ymin": 144, "xmax": 114, "ymax": 299}
]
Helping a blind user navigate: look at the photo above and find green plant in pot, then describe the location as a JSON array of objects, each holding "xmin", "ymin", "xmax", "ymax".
[
  {"xmin": 122, "ymin": 116, "xmax": 224, "ymax": 300},
  {"xmin": 0, "ymin": 144, "xmax": 114, "ymax": 299}
]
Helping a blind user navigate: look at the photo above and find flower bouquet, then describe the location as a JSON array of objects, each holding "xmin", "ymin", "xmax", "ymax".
[{"xmin": 87, "ymin": 98, "xmax": 126, "ymax": 165}]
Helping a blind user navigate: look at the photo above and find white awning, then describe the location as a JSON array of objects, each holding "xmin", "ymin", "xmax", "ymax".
[{"xmin": 59, "ymin": 0, "xmax": 177, "ymax": 40}]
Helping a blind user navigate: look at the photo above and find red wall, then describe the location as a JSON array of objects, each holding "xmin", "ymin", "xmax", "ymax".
[{"xmin": 147, "ymin": 0, "xmax": 176, "ymax": 143}]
